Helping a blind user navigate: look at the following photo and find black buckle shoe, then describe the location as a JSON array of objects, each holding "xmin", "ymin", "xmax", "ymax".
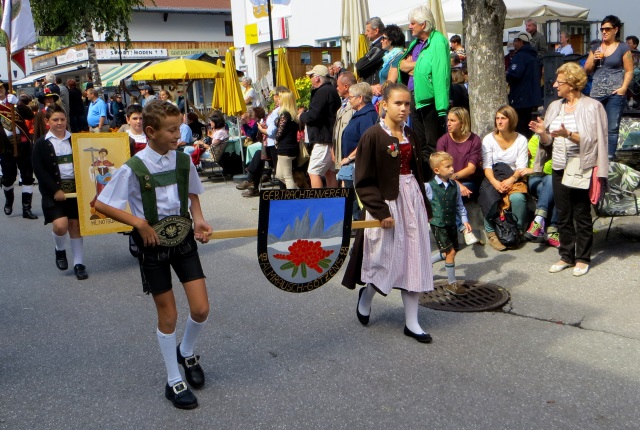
[
  {"xmin": 356, "ymin": 287, "xmax": 370, "ymax": 326},
  {"xmin": 177, "ymin": 344, "xmax": 205, "ymax": 389},
  {"xmin": 164, "ymin": 382, "xmax": 198, "ymax": 410},
  {"xmin": 403, "ymin": 326, "xmax": 432, "ymax": 343},
  {"xmin": 55, "ymin": 250, "xmax": 68, "ymax": 270},
  {"xmin": 74, "ymin": 264, "xmax": 88, "ymax": 280}
]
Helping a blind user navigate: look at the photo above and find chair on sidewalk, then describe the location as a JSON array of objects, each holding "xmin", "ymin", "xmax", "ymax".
[
  {"xmin": 201, "ymin": 141, "xmax": 229, "ymax": 183},
  {"xmin": 593, "ymin": 161, "xmax": 640, "ymax": 239}
]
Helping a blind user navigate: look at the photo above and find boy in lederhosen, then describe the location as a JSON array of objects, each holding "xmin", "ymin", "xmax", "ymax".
[
  {"xmin": 95, "ymin": 100, "xmax": 212, "ymax": 410},
  {"xmin": 32, "ymin": 104, "xmax": 88, "ymax": 280}
]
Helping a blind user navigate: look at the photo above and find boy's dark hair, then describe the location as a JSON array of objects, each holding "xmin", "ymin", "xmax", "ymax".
[
  {"xmin": 45, "ymin": 103, "xmax": 67, "ymax": 119},
  {"xmin": 142, "ymin": 100, "xmax": 181, "ymax": 134},
  {"xmin": 186, "ymin": 112, "xmax": 199, "ymax": 123},
  {"xmin": 125, "ymin": 104, "xmax": 143, "ymax": 118}
]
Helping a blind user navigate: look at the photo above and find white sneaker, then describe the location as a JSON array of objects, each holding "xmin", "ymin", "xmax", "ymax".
[{"xmin": 463, "ymin": 230, "xmax": 479, "ymax": 245}]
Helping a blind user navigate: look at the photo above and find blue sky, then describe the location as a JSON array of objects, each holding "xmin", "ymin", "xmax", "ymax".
[{"xmin": 268, "ymin": 198, "xmax": 345, "ymax": 237}]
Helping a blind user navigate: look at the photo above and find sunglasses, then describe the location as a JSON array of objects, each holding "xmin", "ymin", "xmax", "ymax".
[{"xmin": 600, "ymin": 26, "xmax": 615, "ymax": 32}]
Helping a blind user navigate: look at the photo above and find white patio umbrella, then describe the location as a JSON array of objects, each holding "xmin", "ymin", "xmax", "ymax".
[
  {"xmin": 379, "ymin": 0, "xmax": 589, "ymax": 34},
  {"xmin": 340, "ymin": 0, "xmax": 370, "ymax": 66},
  {"xmin": 429, "ymin": 0, "xmax": 447, "ymax": 35}
]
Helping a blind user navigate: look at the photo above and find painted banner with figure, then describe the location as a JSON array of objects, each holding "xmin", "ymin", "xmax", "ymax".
[
  {"xmin": 258, "ymin": 188, "xmax": 354, "ymax": 293},
  {"xmin": 71, "ymin": 133, "xmax": 133, "ymax": 236}
]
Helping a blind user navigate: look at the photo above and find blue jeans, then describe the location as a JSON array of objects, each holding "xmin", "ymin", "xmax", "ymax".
[
  {"xmin": 593, "ymin": 93, "xmax": 626, "ymax": 158},
  {"xmin": 528, "ymin": 174, "xmax": 558, "ymax": 226}
]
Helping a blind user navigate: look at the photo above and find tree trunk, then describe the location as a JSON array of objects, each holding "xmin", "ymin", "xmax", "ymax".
[
  {"xmin": 83, "ymin": 17, "xmax": 102, "ymax": 89},
  {"xmin": 462, "ymin": 0, "xmax": 508, "ymax": 138}
]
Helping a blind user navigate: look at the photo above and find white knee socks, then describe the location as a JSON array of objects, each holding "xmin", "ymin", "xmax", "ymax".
[
  {"xmin": 70, "ymin": 238, "xmax": 83, "ymax": 266},
  {"xmin": 180, "ymin": 315, "xmax": 207, "ymax": 358},
  {"xmin": 401, "ymin": 291, "xmax": 424, "ymax": 334},
  {"xmin": 157, "ymin": 329, "xmax": 183, "ymax": 386},
  {"xmin": 53, "ymin": 231, "xmax": 67, "ymax": 251}
]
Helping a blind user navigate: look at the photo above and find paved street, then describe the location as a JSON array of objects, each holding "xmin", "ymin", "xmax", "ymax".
[{"xmin": 1, "ymin": 178, "xmax": 639, "ymax": 429}]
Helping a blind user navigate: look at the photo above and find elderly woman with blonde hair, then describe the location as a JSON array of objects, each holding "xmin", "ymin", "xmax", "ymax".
[{"xmin": 529, "ymin": 62, "xmax": 608, "ymax": 277}]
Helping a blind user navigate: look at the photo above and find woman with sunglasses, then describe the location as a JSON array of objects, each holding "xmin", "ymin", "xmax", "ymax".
[
  {"xmin": 584, "ymin": 15, "xmax": 634, "ymax": 159},
  {"xmin": 370, "ymin": 24, "xmax": 406, "ymax": 97}
]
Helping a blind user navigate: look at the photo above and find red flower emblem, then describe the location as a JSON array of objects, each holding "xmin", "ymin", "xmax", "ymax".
[{"xmin": 274, "ymin": 239, "xmax": 334, "ymax": 278}]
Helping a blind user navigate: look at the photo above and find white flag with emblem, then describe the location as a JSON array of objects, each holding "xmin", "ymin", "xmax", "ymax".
[{"xmin": 1, "ymin": 0, "xmax": 37, "ymax": 53}]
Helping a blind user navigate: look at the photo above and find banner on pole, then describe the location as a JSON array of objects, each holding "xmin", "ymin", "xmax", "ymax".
[
  {"xmin": 258, "ymin": 188, "xmax": 354, "ymax": 293},
  {"xmin": 71, "ymin": 133, "xmax": 133, "ymax": 237}
]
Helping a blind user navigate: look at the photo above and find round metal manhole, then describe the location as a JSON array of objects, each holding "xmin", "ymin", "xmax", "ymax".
[{"xmin": 419, "ymin": 280, "xmax": 510, "ymax": 312}]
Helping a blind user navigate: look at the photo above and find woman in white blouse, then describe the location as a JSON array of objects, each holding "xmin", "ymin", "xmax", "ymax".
[{"xmin": 479, "ymin": 105, "xmax": 529, "ymax": 251}]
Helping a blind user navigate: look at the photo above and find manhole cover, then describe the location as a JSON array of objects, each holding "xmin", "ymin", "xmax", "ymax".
[{"xmin": 419, "ymin": 280, "xmax": 509, "ymax": 312}]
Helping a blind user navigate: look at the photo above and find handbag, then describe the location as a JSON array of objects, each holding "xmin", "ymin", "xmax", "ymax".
[
  {"xmin": 336, "ymin": 163, "xmax": 354, "ymax": 181},
  {"xmin": 562, "ymin": 157, "xmax": 592, "ymax": 189},
  {"xmin": 296, "ymin": 139, "xmax": 310, "ymax": 167},
  {"xmin": 493, "ymin": 210, "xmax": 520, "ymax": 248}
]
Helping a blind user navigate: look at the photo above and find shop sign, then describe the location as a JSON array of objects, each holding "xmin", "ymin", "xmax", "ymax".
[
  {"xmin": 245, "ymin": 18, "xmax": 288, "ymax": 45},
  {"xmin": 96, "ymin": 48, "xmax": 167, "ymax": 60},
  {"xmin": 56, "ymin": 49, "xmax": 89, "ymax": 65},
  {"xmin": 168, "ymin": 49, "xmax": 220, "ymax": 57},
  {"xmin": 33, "ymin": 57, "xmax": 57, "ymax": 71}
]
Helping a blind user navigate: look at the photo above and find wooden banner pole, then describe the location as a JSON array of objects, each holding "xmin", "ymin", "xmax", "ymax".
[{"xmin": 209, "ymin": 219, "xmax": 381, "ymax": 240}]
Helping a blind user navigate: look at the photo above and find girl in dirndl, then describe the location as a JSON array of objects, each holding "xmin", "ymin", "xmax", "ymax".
[{"xmin": 349, "ymin": 83, "xmax": 435, "ymax": 343}]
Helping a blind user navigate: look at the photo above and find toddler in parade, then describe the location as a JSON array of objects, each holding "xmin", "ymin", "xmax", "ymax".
[{"xmin": 425, "ymin": 151, "xmax": 473, "ymax": 296}]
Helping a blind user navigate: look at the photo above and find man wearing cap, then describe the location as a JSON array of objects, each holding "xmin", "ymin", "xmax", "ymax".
[
  {"xmin": 0, "ymin": 81, "xmax": 38, "ymax": 219},
  {"xmin": 506, "ymin": 32, "xmax": 542, "ymax": 138},
  {"xmin": 139, "ymin": 85, "xmax": 156, "ymax": 108},
  {"xmin": 299, "ymin": 65, "xmax": 341, "ymax": 188},
  {"xmin": 86, "ymin": 88, "xmax": 109, "ymax": 133},
  {"xmin": 34, "ymin": 72, "xmax": 61, "ymax": 105}
]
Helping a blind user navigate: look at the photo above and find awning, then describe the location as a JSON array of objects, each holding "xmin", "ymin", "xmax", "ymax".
[
  {"xmin": 13, "ymin": 63, "xmax": 88, "ymax": 87},
  {"xmin": 379, "ymin": 0, "xmax": 590, "ymax": 34},
  {"xmin": 101, "ymin": 62, "xmax": 151, "ymax": 87}
]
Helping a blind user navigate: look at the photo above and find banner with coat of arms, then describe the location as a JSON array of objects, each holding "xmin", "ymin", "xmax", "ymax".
[{"xmin": 257, "ymin": 188, "xmax": 354, "ymax": 293}]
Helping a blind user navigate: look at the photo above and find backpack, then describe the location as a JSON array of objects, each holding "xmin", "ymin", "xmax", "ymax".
[{"xmin": 355, "ymin": 46, "xmax": 385, "ymax": 80}]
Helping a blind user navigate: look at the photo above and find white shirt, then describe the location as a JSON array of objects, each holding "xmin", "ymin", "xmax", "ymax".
[
  {"xmin": 97, "ymin": 145, "xmax": 204, "ymax": 221},
  {"xmin": 127, "ymin": 129, "xmax": 148, "ymax": 145},
  {"xmin": 482, "ymin": 132, "xmax": 528, "ymax": 171},
  {"xmin": 46, "ymin": 130, "xmax": 74, "ymax": 179}
]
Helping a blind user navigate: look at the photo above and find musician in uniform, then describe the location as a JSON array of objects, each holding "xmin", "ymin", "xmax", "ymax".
[{"xmin": 0, "ymin": 81, "xmax": 38, "ymax": 219}]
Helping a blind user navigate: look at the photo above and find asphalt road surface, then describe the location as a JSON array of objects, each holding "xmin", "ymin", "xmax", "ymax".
[{"xmin": 1, "ymin": 179, "xmax": 639, "ymax": 429}]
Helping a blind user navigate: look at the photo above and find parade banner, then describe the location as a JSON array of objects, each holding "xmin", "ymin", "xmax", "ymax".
[
  {"xmin": 71, "ymin": 133, "xmax": 133, "ymax": 236},
  {"xmin": 258, "ymin": 188, "xmax": 354, "ymax": 293}
]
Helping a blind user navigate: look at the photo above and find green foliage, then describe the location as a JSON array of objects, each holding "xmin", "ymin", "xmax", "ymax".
[
  {"xmin": 30, "ymin": 0, "xmax": 148, "ymax": 47},
  {"xmin": 295, "ymin": 76, "xmax": 312, "ymax": 109},
  {"xmin": 36, "ymin": 36, "xmax": 75, "ymax": 52}
]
